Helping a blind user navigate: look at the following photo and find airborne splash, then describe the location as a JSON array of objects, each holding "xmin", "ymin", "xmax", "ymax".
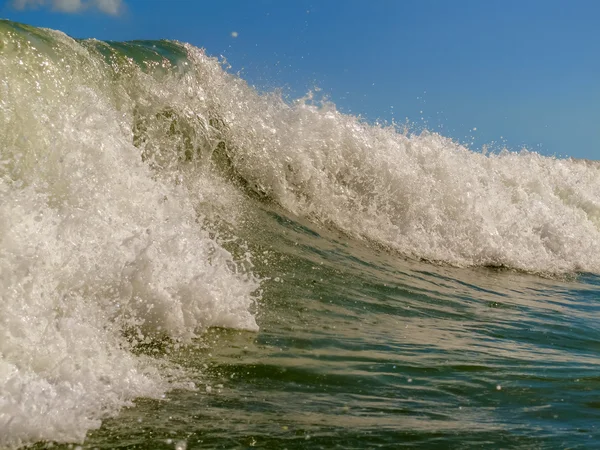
[{"xmin": 0, "ymin": 21, "xmax": 259, "ymax": 448}]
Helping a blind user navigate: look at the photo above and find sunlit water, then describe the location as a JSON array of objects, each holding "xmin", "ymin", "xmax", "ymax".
[{"xmin": 1, "ymin": 20, "xmax": 599, "ymax": 449}]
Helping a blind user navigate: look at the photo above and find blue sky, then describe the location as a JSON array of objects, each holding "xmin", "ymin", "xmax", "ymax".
[{"xmin": 3, "ymin": 0, "xmax": 599, "ymax": 160}]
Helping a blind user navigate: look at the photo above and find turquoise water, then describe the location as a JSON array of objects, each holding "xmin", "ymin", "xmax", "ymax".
[{"xmin": 1, "ymin": 20, "xmax": 600, "ymax": 449}]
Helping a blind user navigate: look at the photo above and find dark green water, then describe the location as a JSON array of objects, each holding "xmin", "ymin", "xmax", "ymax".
[{"xmin": 40, "ymin": 203, "xmax": 600, "ymax": 450}]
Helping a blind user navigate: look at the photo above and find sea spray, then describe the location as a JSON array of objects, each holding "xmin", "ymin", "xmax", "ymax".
[
  {"xmin": 87, "ymin": 28, "xmax": 600, "ymax": 276},
  {"xmin": 203, "ymin": 63, "xmax": 600, "ymax": 273},
  {"xmin": 0, "ymin": 21, "xmax": 258, "ymax": 447}
]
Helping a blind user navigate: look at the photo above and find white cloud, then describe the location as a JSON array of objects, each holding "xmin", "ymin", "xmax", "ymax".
[
  {"xmin": 53, "ymin": 0, "xmax": 84, "ymax": 13},
  {"xmin": 94, "ymin": 0, "xmax": 121, "ymax": 15},
  {"xmin": 12, "ymin": 0, "xmax": 45, "ymax": 9},
  {"xmin": 12, "ymin": 0, "xmax": 124, "ymax": 15}
]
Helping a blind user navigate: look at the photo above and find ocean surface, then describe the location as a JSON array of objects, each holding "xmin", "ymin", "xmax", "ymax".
[{"xmin": 1, "ymin": 20, "xmax": 600, "ymax": 449}]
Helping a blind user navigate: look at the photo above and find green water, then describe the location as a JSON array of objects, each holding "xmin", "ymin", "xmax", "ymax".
[{"xmin": 40, "ymin": 203, "xmax": 600, "ymax": 450}]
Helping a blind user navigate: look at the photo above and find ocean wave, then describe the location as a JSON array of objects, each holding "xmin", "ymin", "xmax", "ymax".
[
  {"xmin": 1, "ymin": 17, "xmax": 600, "ymax": 447},
  {"xmin": 0, "ymin": 21, "xmax": 258, "ymax": 447}
]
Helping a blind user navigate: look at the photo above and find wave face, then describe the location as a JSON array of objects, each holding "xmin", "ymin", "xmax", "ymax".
[
  {"xmin": 1, "ymin": 19, "xmax": 600, "ymax": 447},
  {"xmin": 212, "ymin": 81, "xmax": 600, "ymax": 275}
]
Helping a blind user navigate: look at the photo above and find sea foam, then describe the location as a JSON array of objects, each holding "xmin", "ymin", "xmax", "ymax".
[
  {"xmin": 0, "ymin": 22, "xmax": 258, "ymax": 447},
  {"xmin": 190, "ymin": 44, "xmax": 600, "ymax": 275}
]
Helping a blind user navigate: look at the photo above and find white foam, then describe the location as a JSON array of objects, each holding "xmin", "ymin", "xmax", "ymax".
[
  {"xmin": 185, "ymin": 43, "xmax": 600, "ymax": 274},
  {"xmin": 0, "ymin": 25, "xmax": 258, "ymax": 447}
]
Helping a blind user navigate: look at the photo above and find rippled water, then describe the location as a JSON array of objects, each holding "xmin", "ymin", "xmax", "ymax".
[{"xmin": 35, "ymin": 203, "xmax": 599, "ymax": 449}]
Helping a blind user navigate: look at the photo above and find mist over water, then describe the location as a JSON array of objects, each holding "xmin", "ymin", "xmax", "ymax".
[{"xmin": 1, "ymin": 20, "xmax": 599, "ymax": 449}]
